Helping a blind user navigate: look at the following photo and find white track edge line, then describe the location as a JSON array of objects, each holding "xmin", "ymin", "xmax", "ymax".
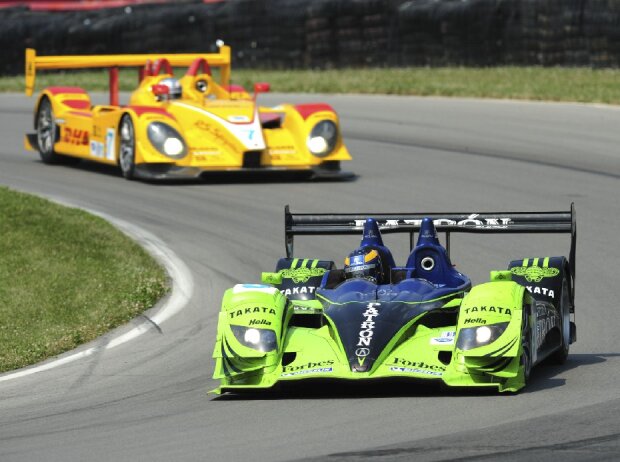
[{"xmin": 0, "ymin": 200, "xmax": 194, "ymax": 383}]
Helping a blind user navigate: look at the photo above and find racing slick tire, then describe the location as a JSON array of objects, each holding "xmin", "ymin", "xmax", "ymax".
[
  {"xmin": 118, "ymin": 114, "xmax": 136, "ymax": 180},
  {"xmin": 521, "ymin": 306, "xmax": 532, "ymax": 386},
  {"xmin": 35, "ymin": 97, "xmax": 78, "ymax": 165},
  {"xmin": 548, "ymin": 274, "xmax": 571, "ymax": 365}
]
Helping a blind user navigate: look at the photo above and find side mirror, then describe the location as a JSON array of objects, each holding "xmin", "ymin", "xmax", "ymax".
[
  {"xmin": 261, "ymin": 272, "xmax": 282, "ymax": 285},
  {"xmin": 254, "ymin": 82, "xmax": 271, "ymax": 96},
  {"xmin": 152, "ymin": 84, "xmax": 170, "ymax": 98}
]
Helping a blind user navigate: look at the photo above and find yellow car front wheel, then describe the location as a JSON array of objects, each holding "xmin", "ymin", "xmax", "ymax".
[{"xmin": 118, "ymin": 114, "xmax": 136, "ymax": 180}]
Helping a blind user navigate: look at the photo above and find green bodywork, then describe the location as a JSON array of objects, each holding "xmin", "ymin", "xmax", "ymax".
[{"xmin": 212, "ymin": 270, "xmax": 530, "ymax": 394}]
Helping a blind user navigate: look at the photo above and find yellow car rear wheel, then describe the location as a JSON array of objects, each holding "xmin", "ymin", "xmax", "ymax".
[{"xmin": 36, "ymin": 97, "xmax": 79, "ymax": 165}]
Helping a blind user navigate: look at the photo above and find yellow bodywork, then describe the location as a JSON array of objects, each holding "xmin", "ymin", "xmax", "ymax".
[{"xmin": 24, "ymin": 47, "xmax": 352, "ymax": 179}]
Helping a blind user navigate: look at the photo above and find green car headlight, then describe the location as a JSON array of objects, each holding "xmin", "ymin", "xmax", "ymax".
[
  {"xmin": 456, "ymin": 322, "xmax": 510, "ymax": 351},
  {"xmin": 307, "ymin": 120, "xmax": 338, "ymax": 157},
  {"xmin": 230, "ymin": 325, "xmax": 277, "ymax": 352},
  {"xmin": 147, "ymin": 122, "xmax": 187, "ymax": 159}
]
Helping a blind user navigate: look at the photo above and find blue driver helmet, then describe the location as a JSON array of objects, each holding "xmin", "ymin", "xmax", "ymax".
[{"xmin": 344, "ymin": 247, "xmax": 385, "ymax": 284}]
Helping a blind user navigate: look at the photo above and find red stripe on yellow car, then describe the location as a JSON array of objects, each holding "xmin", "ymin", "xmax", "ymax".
[
  {"xmin": 127, "ymin": 106, "xmax": 176, "ymax": 120},
  {"xmin": 67, "ymin": 111, "xmax": 92, "ymax": 118},
  {"xmin": 294, "ymin": 103, "xmax": 334, "ymax": 120},
  {"xmin": 47, "ymin": 86, "xmax": 87, "ymax": 95},
  {"xmin": 63, "ymin": 99, "xmax": 90, "ymax": 110}
]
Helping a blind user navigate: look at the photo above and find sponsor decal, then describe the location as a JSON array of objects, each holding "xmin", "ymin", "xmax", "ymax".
[
  {"xmin": 389, "ymin": 357, "xmax": 445, "ymax": 373},
  {"xmin": 191, "ymin": 148, "xmax": 220, "ymax": 155},
  {"xmin": 535, "ymin": 303, "xmax": 559, "ymax": 349},
  {"xmin": 281, "ymin": 367, "xmax": 333, "ymax": 377},
  {"xmin": 63, "ymin": 127, "xmax": 89, "ymax": 145},
  {"xmin": 353, "ymin": 214, "xmax": 513, "ymax": 230},
  {"xmin": 510, "ymin": 265, "xmax": 559, "ymax": 283},
  {"xmin": 357, "ymin": 303, "xmax": 380, "ymax": 347},
  {"xmin": 229, "ymin": 306, "xmax": 277, "ymax": 319},
  {"xmin": 268, "ymin": 146, "xmax": 296, "ymax": 156},
  {"xmin": 464, "ymin": 317, "xmax": 487, "ymax": 325},
  {"xmin": 430, "ymin": 330, "xmax": 455, "ymax": 345},
  {"xmin": 389, "ymin": 367, "xmax": 443, "ymax": 376},
  {"xmin": 346, "ymin": 263, "xmax": 375, "ymax": 272},
  {"xmin": 355, "ymin": 348, "xmax": 370, "ymax": 357},
  {"xmin": 282, "ymin": 360, "xmax": 334, "ymax": 373},
  {"xmin": 525, "ymin": 285, "xmax": 555, "ymax": 299},
  {"xmin": 240, "ymin": 129, "xmax": 256, "ymax": 142},
  {"xmin": 355, "ymin": 347, "xmax": 370, "ymax": 366},
  {"xmin": 194, "ymin": 120, "xmax": 239, "ymax": 152},
  {"xmin": 183, "ymin": 104, "xmax": 266, "ymax": 150},
  {"xmin": 463, "ymin": 306, "xmax": 512, "ymax": 315},
  {"xmin": 279, "ymin": 267, "xmax": 326, "ymax": 283},
  {"xmin": 90, "ymin": 141, "xmax": 104, "ymax": 158},
  {"xmin": 193, "ymin": 154, "xmax": 220, "ymax": 163},
  {"xmin": 105, "ymin": 128, "xmax": 116, "ymax": 160},
  {"xmin": 228, "ymin": 115, "xmax": 250, "ymax": 123},
  {"xmin": 352, "ymin": 255, "xmax": 365, "ymax": 265},
  {"xmin": 248, "ymin": 319, "xmax": 271, "ymax": 326},
  {"xmin": 281, "ymin": 286, "xmax": 317, "ymax": 297}
]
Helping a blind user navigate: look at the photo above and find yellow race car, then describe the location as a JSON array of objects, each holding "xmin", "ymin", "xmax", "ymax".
[{"xmin": 24, "ymin": 45, "xmax": 352, "ymax": 180}]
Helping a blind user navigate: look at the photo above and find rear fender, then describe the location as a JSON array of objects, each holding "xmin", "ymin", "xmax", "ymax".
[
  {"xmin": 262, "ymin": 258, "xmax": 335, "ymax": 301},
  {"xmin": 36, "ymin": 87, "xmax": 91, "ymax": 125},
  {"xmin": 32, "ymin": 88, "xmax": 92, "ymax": 156},
  {"xmin": 510, "ymin": 256, "xmax": 575, "ymax": 352},
  {"xmin": 509, "ymin": 256, "xmax": 571, "ymax": 313}
]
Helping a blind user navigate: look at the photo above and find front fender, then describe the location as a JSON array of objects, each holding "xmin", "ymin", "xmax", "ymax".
[
  {"xmin": 212, "ymin": 284, "xmax": 291, "ymax": 381},
  {"xmin": 443, "ymin": 279, "xmax": 529, "ymax": 392},
  {"xmin": 123, "ymin": 106, "xmax": 185, "ymax": 164}
]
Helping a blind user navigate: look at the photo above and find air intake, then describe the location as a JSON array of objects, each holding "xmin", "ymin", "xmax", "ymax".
[{"xmin": 243, "ymin": 151, "xmax": 262, "ymax": 168}]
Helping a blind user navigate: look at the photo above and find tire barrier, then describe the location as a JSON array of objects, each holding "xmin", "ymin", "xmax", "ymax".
[{"xmin": 1, "ymin": 0, "xmax": 619, "ymax": 76}]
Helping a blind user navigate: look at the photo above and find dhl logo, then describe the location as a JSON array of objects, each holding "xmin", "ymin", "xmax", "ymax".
[{"xmin": 63, "ymin": 127, "xmax": 89, "ymax": 146}]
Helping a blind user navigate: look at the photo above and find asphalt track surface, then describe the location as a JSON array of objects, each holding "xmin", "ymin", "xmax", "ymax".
[{"xmin": 1, "ymin": 92, "xmax": 619, "ymax": 461}]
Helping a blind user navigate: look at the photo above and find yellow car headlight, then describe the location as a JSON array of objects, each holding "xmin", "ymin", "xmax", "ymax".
[
  {"xmin": 147, "ymin": 122, "xmax": 187, "ymax": 159},
  {"xmin": 307, "ymin": 120, "xmax": 338, "ymax": 157}
]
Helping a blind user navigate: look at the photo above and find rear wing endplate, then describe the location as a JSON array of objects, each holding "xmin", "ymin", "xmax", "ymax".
[
  {"xmin": 285, "ymin": 204, "xmax": 576, "ymax": 297},
  {"xmin": 25, "ymin": 46, "xmax": 231, "ymax": 105}
]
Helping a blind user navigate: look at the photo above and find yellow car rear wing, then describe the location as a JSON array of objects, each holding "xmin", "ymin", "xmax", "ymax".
[{"xmin": 25, "ymin": 45, "xmax": 231, "ymax": 105}]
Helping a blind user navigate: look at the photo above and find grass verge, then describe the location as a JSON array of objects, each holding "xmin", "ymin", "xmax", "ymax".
[
  {"xmin": 2, "ymin": 66, "xmax": 620, "ymax": 104},
  {"xmin": 0, "ymin": 186, "xmax": 168, "ymax": 373}
]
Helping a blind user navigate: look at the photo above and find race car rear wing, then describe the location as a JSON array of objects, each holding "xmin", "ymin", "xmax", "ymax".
[
  {"xmin": 284, "ymin": 203, "xmax": 576, "ymax": 295},
  {"xmin": 25, "ymin": 45, "xmax": 231, "ymax": 105}
]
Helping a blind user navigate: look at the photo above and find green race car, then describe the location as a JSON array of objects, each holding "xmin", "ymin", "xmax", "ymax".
[{"xmin": 212, "ymin": 206, "xmax": 576, "ymax": 394}]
